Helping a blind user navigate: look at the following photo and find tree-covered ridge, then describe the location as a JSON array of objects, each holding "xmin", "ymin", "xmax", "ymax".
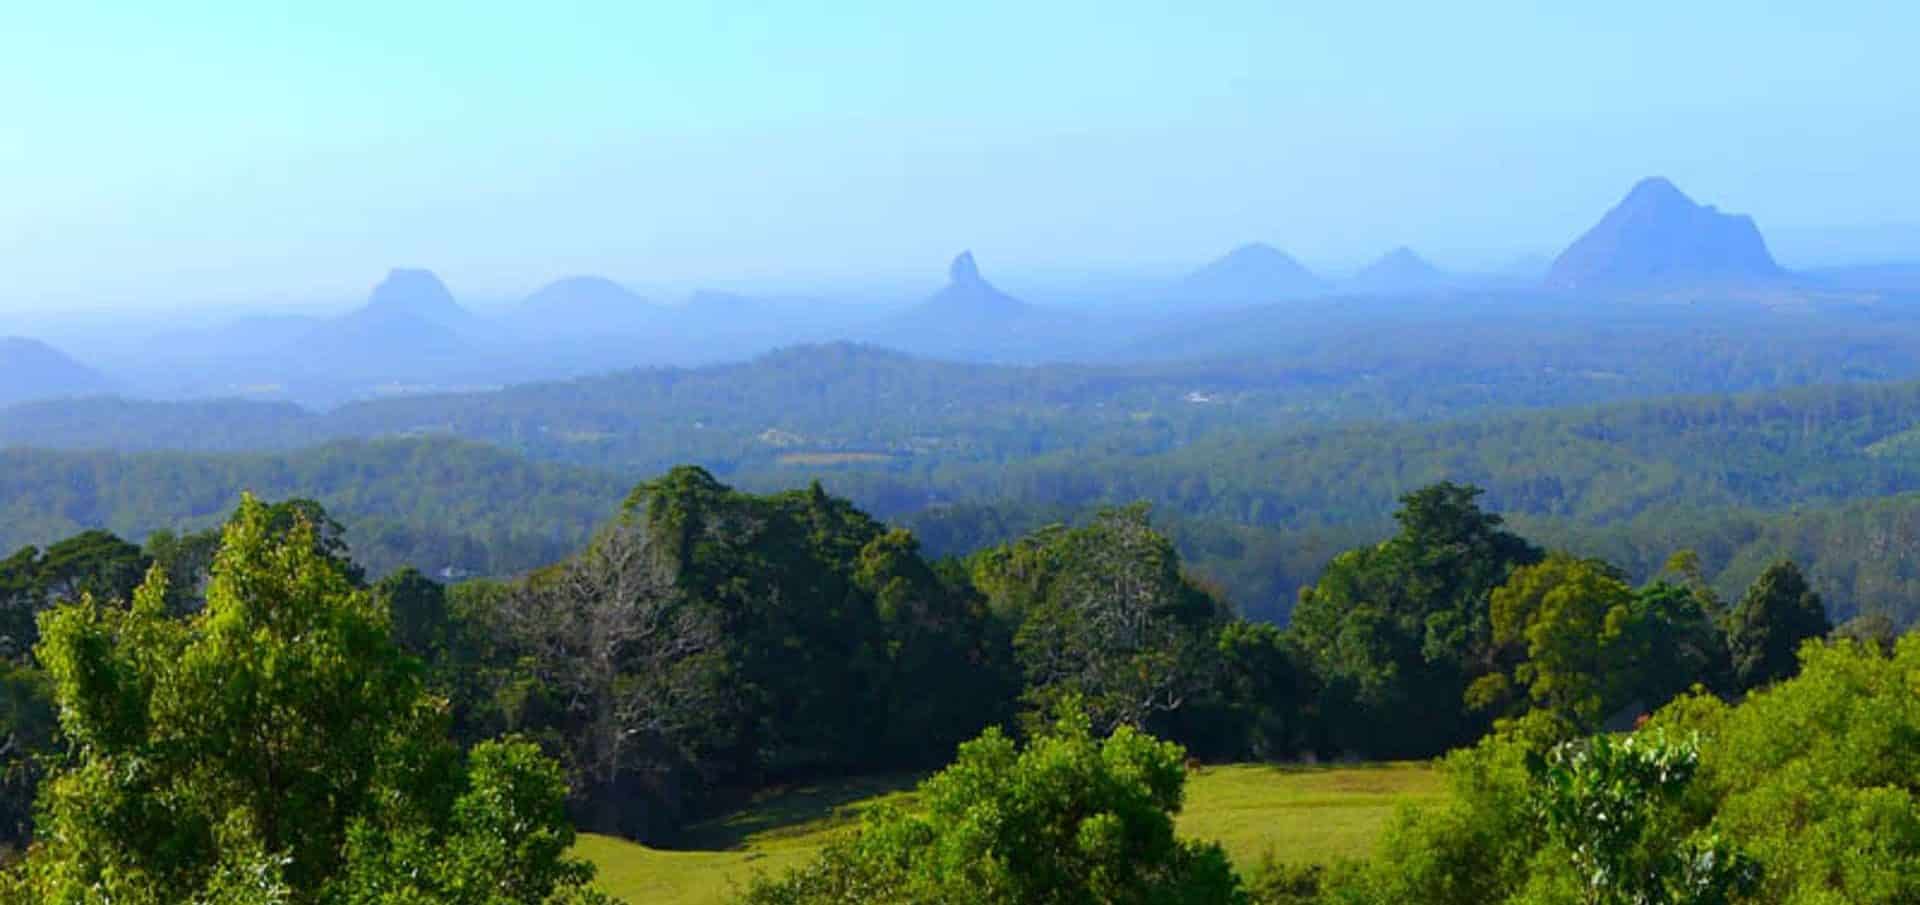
[{"xmin": 0, "ymin": 437, "xmax": 627, "ymax": 580}]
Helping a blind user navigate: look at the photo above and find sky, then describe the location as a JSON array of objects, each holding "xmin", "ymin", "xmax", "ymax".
[{"xmin": 3, "ymin": 1, "xmax": 1917, "ymax": 312}]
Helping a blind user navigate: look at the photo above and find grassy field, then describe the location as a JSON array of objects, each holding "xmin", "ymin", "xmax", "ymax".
[{"xmin": 577, "ymin": 761, "xmax": 1442, "ymax": 904}]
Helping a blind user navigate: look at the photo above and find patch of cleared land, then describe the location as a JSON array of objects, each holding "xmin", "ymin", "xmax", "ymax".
[{"xmin": 578, "ymin": 762, "xmax": 1442, "ymax": 904}]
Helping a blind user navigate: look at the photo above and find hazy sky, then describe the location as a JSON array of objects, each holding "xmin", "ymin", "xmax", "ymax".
[{"xmin": 4, "ymin": 1, "xmax": 1916, "ymax": 312}]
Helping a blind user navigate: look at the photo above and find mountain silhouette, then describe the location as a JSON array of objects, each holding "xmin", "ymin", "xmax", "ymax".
[
  {"xmin": 517, "ymin": 276, "xmax": 658, "ymax": 333},
  {"xmin": 1348, "ymin": 246, "xmax": 1450, "ymax": 295},
  {"xmin": 0, "ymin": 336, "xmax": 115, "ymax": 407},
  {"xmin": 288, "ymin": 269, "xmax": 480, "ymax": 379},
  {"xmin": 864, "ymin": 251, "xmax": 1085, "ymax": 360},
  {"xmin": 915, "ymin": 250, "xmax": 1036, "ymax": 322},
  {"xmin": 1547, "ymin": 177, "xmax": 1785, "ymax": 291},
  {"xmin": 1171, "ymin": 244, "xmax": 1329, "ymax": 305},
  {"xmin": 360, "ymin": 268, "xmax": 474, "ymax": 328}
]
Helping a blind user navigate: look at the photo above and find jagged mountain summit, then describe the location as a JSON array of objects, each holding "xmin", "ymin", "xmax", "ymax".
[
  {"xmin": 0, "ymin": 336, "xmax": 115, "ymax": 407},
  {"xmin": 1171, "ymin": 243, "xmax": 1329, "ymax": 306},
  {"xmin": 1347, "ymin": 246, "xmax": 1450, "ymax": 295},
  {"xmin": 1547, "ymin": 177, "xmax": 1785, "ymax": 291}
]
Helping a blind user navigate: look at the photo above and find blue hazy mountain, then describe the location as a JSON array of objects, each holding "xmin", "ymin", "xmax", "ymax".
[
  {"xmin": 0, "ymin": 336, "xmax": 115, "ymax": 407},
  {"xmin": 514, "ymin": 275, "xmax": 660, "ymax": 334},
  {"xmin": 285, "ymin": 269, "xmax": 483, "ymax": 379},
  {"xmin": 1546, "ymin": 177, "xmax": 1786, "ymax": 291},
  {"xmin": 1169, "ymin": 243, "xmax": 1329, "ymax": 305},
  {"xmin": 864, "ymin": 252, "xmax": 1089, "ymax": 360},
  {"xmin": 1345, "ymin": 246, "xmax": 1451, "ymax": 295}
]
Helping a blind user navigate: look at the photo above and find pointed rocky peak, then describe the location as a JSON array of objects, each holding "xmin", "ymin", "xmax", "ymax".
[
  {"xmin": 949, "ymin": 250, "xmax": 983, "ymax": 287},
  {"xmin": 915, "ymin": 251, "xmax": 1031, "ymax": 320}
]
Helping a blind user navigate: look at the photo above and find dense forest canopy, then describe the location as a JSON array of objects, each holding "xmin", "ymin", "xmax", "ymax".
[{"xmin": 0, "ymin": 474, "xmax": 1895, "ymax": 903}]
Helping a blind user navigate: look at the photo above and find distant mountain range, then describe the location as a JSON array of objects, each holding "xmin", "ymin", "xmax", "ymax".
[
  {"xmin": 1546, "ymin": 177, "xmax": 1786, "ymax": 291},
  {"xmin": 14, "ymin": 175, "xmax": 1917, "ymax": 408},
  {"xmin": 0, "ymin": 337, "xmax": 114, "ymax": 406}
]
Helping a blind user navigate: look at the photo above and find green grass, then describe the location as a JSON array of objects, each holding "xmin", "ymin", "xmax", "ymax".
[{"xmin": 577, "ymin": 762, "xmax": 1441, "ymax": 904}]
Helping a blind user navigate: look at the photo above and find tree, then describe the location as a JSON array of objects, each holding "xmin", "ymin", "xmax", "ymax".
[
  {"xmin": 504, "ymin": 517, "xmax": 727, "ymax": 840},
  {"xmin": 1480, "ymin": 553, "xmax": 1639, "ymax": 730},
  {"xmin": 1725, "ymin": 560, "xmax": 1830, "ymax": 691},
  {"xmin": 1529, "ymin": 732, "xmax": 1759, "ymax": 905},
  {"xmin": 1290, "ymin": 483, "xmax": 1541, "ymax": 756},
  {"xmin": 972, "ymin": 504, "xmax": 1223, "ymax": 735},
  {"xmin": 742, "ymin": 705, "xmax": 1246, "ymax": 905},
  {"xmin": 2, "ymin": 494, "xmax": 604, "ymax": 904}
]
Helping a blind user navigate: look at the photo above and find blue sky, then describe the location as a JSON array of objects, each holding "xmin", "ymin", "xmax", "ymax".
[{"xmin": 3, "ymin": 1, "xmax": 1916, "ymax": 310}]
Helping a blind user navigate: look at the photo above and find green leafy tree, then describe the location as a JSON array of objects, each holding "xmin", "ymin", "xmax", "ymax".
[
  {"xmin": 971, "ymin": 504, "xmax": 1223, "ymax": 736},
  {"xmin": 1725, "ymin": 560, "xmax": 1830, "ymax": 691},
  {"xmin": 1528, "ymin": 732, "xmax": 1759, "ymax": 905},
  {"xmin": 2, "ymin": 495, "xmax": 604, "ymax": 904},
  {"xmin": 1290, "ymin": 482, "xmax": 1541, "ymax": 756},
  {"xmin": 742, "ymin": 704, "xmax": 1246, "ymax": 905},
  {"xmin": 1481, "ymin": 553, "xmax": 1639, "ymax": 730}
]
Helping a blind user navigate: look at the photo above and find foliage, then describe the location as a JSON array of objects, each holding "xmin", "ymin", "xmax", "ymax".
[
  {"xmin": 1652, "ymin": 637, "xmax": 1920, "ymax": 904},
  {"xmin": 1290, "ymin": 483, "xmax": 1541, "ymax": 756},
  {"xmin": 741, "ymin": 705, "xmax": 1246, "ymax": 905},
  {"xmin": 0, "ymin": 495, "xmax": 603, "ymax": 904},
  {"xmin": 1527, "ymin": 732, "xmax": 1758, "ymax": 905},
  {"xmin": 971, "ymin": 504, "xmax": 1224, "ymax": 735},
  {"xmin": 1723, "ymin": 561, "xmax": 1830, "ymax": 691}
]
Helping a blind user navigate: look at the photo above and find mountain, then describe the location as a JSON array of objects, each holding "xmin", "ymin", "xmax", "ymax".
[
  {"xmin": 920, "ymin": 251, "xmax": 1036, "ymax": 322},
  {"xmin": 283, "ymin": 269, "xmax": 483, "ymax": 382},
  {"xmin": 1546, "ymin": 177, "xmax": 1786, "ymax": 291},
  {"xmin": 359, "ymin": 268, "xmax": 476, "ymax": 329},
  {"xmin": 1346, "ymin": 246, "xmax": 1450, "ymax": 295},
  {"xmin": 0, "ymin": 336, "xmax": 115, "ymax": 406},
  {"xmin": 1169, "ymin": 244, "xmax": 1329, "ymax": 306},
  {"xmin": 861, "ymin": 251, "xmax": 1089, "ymax": 361},
  {"xmin": 515, "ymin": 276, "xmax": 658, "ymax": 333}
]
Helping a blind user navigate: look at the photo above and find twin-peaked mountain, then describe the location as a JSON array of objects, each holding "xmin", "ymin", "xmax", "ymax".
[{"xmin": 1547, "ymin": 177, "xmax": 1786, "ymax": 291}]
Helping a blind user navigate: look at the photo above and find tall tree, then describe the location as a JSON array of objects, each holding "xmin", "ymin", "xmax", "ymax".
[
  {"xmin": 971, "ymin": 504, "xmax": 1223, "ymax": 735},
  {"xmin": 1290, "ymin": 482, "xmax": 1541, "ymax": 756},
  {"xmin": 1726, "ymin": 560, "xmax": 1831, "ymax": 690}
]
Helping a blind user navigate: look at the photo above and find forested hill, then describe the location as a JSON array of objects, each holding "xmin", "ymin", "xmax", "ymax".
[
  {"xmin": 0, "ymin": 437, "xmax": 626, "ymax": 579},
  {"xmin": 14, "ymin": 378, "xmax": 1920, "ymax": 625}
]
